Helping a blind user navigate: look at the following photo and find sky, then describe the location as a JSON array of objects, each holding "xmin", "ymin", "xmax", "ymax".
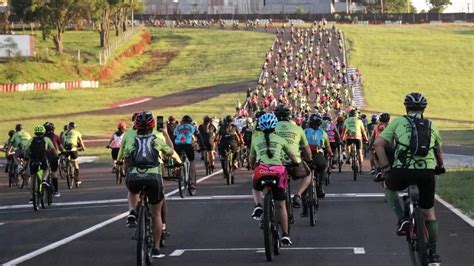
[{"xmin": 412, "ymin": 0, "xmax": 473, "ymax": 13}]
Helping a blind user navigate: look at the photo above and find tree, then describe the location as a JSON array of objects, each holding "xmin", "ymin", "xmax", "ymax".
[
  {"xmin": 428, "ymin": 0, "xmax": 451, "ymax": 13},
  {"xmin": 31, "ymin": 0, "xmax": 92, "ymax": 54},
  {"xmin": 9, "ymin": 0, "xmax": 36, "ymax": 21},
  {"xmin": 383, "ymin": 0, "xmax": 416, "ymax": 13}
]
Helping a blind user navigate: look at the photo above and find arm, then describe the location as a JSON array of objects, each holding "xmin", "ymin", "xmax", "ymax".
[
  {"xmin": 302, "ymin": 145, "xmax": 312, "ymax": 161},
  {"xmin": 166, "ymin": 150, "xmax": 182, "ymax": 164},
  {"xmin": 161, "ymin": 126, "xmax": 174, "ymax": 150},
  {"xmin": 374, "ymin": 137, "xmax": 391, "ymax": 172},
  {"xmin": 107, "ymin": 135, "xmax": 114, "ymax": 148},
  {"xmin": 78, "ymin": 135, "xmax": 86, "ymax": 151},
  {"xmin": 434, "ymin": 147, "xmax": 444, "ymax": 168}
]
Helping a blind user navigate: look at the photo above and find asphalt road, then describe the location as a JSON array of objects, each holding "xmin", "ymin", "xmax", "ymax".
[{"xmin": 0, "ymin": 158, "xmax": 473, "ymax": 266}]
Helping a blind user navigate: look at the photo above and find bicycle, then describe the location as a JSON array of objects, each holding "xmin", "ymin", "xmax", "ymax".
[
  {"xmin": 260, "ymin": 176, "xmax": 283, "ymax": 262},
  {"xmin": 337, "ymin": 144, "xmax": 343, "ymax": 173},
  {"xmin": 350, "ymin": 143, "xmax": 359, "ymax": 181},
  {"xmin": 177, "ymin": 151, "xmax": 195, "ymax": 198},
  {"xmin": 58, "ymin": 153, "xmax": 68, "ymax": 179},
  {"xmin": 10, "ymin": 157, "xmax": 29, "ymax": 189},
  {"xmin": 402, "ymin": 185, "xmax": 429, "ymax": 266},
  {"xmin": 133, "ymin": 186, "xmax": 154, "ymax": 266},
  {"xmin": 222, "ymin": 146, "xmax": 235, "ymax": 185},
  {"xmin": 163, "ymin": 157, "xmax": 177, "ymax": 180},
  {"xmin": 63, "ymin": 152, "xmax": 79, "ymax": 189},
  {"xmin": 31, "ymin": 162, "xmax": 53, "ymax": 211},
  {"xmin": 303, "ymin": 165, "xmax": 319, "ymax": 227},
  {"xmin": 115, "ymin": 159, "xmax": 125, "ymax": 185},
  {"xmin": 203, "ymin": 150, "xmax": 214, "ymax": 175},
  {"xmin": 325, "ymin": 154, "xmax": 332, "ymax": 186}
]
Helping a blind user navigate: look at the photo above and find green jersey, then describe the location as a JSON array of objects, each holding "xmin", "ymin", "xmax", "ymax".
[
  {"xmin": 250, "ymin": 133, "xmax": 291, "ymax": 165},
  {"xmin": 275, "ymin": 121, "xmax": 308, "ymax": 163},
  {"xmin": 380, "ymin": 115, "xmax": 441, "ymax": 170},
  {"xmin": 343, "ymin": 117, "xmax": 365, "ymax": 139},
  {"xmin": 62, "ymin": 130, "xmax": 82, "ymax": 151},
  {"xmin": 24, "ymin": 136, "xmax": 55, "ymax": 154},
  {"xmin": 10, "ymin": 130, "xmax": 32, "ymax": 150}
]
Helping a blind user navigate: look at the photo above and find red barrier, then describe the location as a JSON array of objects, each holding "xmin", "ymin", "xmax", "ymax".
[{"xmin": 0, "ymin": 84, "xmax": 4, "ymax": 93}]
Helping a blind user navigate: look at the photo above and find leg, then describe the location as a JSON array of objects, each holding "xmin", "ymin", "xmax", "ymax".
[
  {"xmin": 128, "ymin": 192, "xmax": 140, "ymax": 211},
  {"xmin": 252, "ymin": 188, "xmax": 263, "ymax": 205},
  {"xmin": 150, "ymin": 200, "xmax": 164, "ymax": 249},
  {"xmin": 276, "ymin": 201, "xmax": 288, "ymax": 235}
]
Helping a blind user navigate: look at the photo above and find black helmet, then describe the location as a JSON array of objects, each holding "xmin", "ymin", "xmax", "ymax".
[
  {"xmin": 361, "ymin": 114, "xmax": 367, "ymax": 119},
  {"xmin": 224, "ymin": 115, "xmax": 234, "ymax": 124},
  {"xmin": 379, "ymin": 113, "xmax": 390, "ymax": 123},
  {"xmin": 255, "ymin": 110, "xmax": 266, "ymax": 119},
  {"xmin": 15, "ymin": 124, "xmax": 23, "ymax": 131},
  {"xmin": 274, "ymin": 104, "xmax": 291, "ymax": 121},
  {"xmin": 68, "ymin": 122, "xmax": 77, "ymax": 129},
  {"xmin": 181, "ymin": 115, "xmax": 193, "ymax": 124},
  {"xmin": 349, "ymin": 109, "xmax": 357, "ymax": 117},
  {"xmin": 404, "ymin": 92, "xmax": 427, "ymax": 111},
  {"xmin": 203, "ymin": 115, "xmax": 211, "ymax": 123},
  {"xmin": 8, "ymin": 130, "xmax": 15, "ymax": 138},
  {"xmin": 308, "ymin": 113, "xmax": 322, "ymax": 128},
  {"xmin": 322, "ymin": 113, "xmax": 331, "ymax": 121},
  {"xmin": 44, "ymin": 122, "xmax": 55, "ymax": 132}
]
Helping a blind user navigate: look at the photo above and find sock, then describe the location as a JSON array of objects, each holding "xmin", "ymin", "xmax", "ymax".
[
  {"xmin": 425, "ymin": 220, "xmax": 438, "ymax": 248},
  {"xmin": 384, "ymin": 189, "xmax": 404, "ymax": 220}
]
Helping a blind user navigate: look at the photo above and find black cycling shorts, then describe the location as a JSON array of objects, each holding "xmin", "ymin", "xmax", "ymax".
[
  {"xmin": 63, "ymin": 151, "xmax": 79, "ymax": 160},
  {"xmin": 47, "ymin": 156, "xmax": 59, "ymax": 172},
  {"xmin": 329, "ymin": 142, "xmax": 338, "ymax": 152},
  {"xmin": 253, "ymin": 181, "xmax": 286, "ymax": 201},
  {"xmin": 346, "ymin": 139, "xmax": 362, "ymax": 150},
  {"xmin": 126, "ymin": 173, "xmax": 164, "ymax": 205},
  {"xmin": 218, "ymin": 140, "xmax": 239, "ymax": 156},
  {"xmin": 29, "ymin": 158, "xmax": 49, "ymax": 174},
  {"xmin": 311, "ymin": 152, "xmax": 327, "ymax": 173},
  {"xmin": 175, "ymin": 144, "xmax": 195, "ymax": 161},
  {"xmin": 385, "ymin": 168, "xmax": 435, "ymax": 209},
  {"xmin": 111, "ymin": 148, "xmax": 120, "ymax": 160}
]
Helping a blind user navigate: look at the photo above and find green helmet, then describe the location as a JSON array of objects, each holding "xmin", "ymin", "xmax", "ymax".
[{"xmin": 34, "ymin": 125, "xmax": 46, "ymax": 135}]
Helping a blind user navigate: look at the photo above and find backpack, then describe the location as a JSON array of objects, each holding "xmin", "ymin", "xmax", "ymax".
[
  {"xmin": 402, "ymin": 115, "xmax": 432, "ymax": 157},
  {"xmin": 130, "ymin": 135, "xmax": 160, "ymax": 170},
  {"xmin": 29, "ymin": 136, "xmax": 46, "ymax": 160},
  {"xmin": 305, "ymin": 128, "xmax": 324, "ymax": 147}
]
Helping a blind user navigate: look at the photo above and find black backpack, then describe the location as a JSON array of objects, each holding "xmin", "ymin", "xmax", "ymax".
[
  {"xmin": 29, "ymin": 136, "xmax": 46, "ymax": 160},
  {"xmin": 131, "ymin": 135, "xmax": 160, "ymax": 170},
  {"xmin": 403, "ymin": 115, "xmax": 432, "ymax": 157}
]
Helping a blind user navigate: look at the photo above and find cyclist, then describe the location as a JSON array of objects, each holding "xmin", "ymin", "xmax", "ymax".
[
  {"xmin": 107, "ymin": 122, "xmax": 127, "ymax": 173},
  {"xmin": 304, "ymin": 113, "xmax": 333, "ymax": 199},
  {"xmin": 322, "ymin": 113, "xmax": 341, "ymax": 169},
  {"xmin": 62, "ymin": 122, "xmax": 86, "ymax": 185},
  {"xmin": 369, "ymin": 113, "xmax": 390, "ymax": 182},
  {"xmin": 27, "ymin": 125, "xmax": 58, "ymax": 180},
  {"xmin": 374, "ymin": 92, "xmax": 444, "ymax": 265},
  {"xmin": 250, "ymin": 113, "xmax": 300, "ymax": 246},
  {"xmin": 123, "ymin": 111, "xmax": 182, "ymax": 259},
  {"xmin": 367, "ymin": 114, "xmax": 379, "ymax": 175},
  {"xmin": 215, "ymin": 115, "xmax": 244, "ymax": 172},
  {"xmin": 174, "ymin": 115, "xmax": 201, "ymax": 189},
  {"xmin": 117, "ymin": 112, "xmax": 139, "ymax": 169},
  {"xmin": 198, "ymin": 116, "xmax": 217, "ymax": 171},
  {"xmin": 273, "ymin": 104, "xmax": 312, "ymax": 209},
  {"xmin": 44, "ymin": 122, "xmax": 62, "ymax": 197},
  {"xmin": 166, "ymin": 116, "xmax": 178, "ymax": 143},
  {"xmin": 6, "ymin": 124, "xmax": 32, "ymax": 173},
  {"xmin": 342, "ymin": 109, "xmax": 368, "ymax": 174},
  {"xmin": 2, "ymin": 130, "xmax": 15, "ymax": 174}
]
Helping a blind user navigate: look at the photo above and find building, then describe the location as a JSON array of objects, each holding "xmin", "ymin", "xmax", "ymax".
[{"xmin": 142, "ymin": 0, "xmax": 335, "ymax": 15}]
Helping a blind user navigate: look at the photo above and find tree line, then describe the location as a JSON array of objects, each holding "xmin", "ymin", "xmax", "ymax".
[{"xmin": 9, "ymin": 0, "xmax": 142, "ymax": 54}]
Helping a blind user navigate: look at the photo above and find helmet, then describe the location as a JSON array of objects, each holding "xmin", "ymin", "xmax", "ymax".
[
  {"xmin": 63, "ymin": 124, "xmax": 68, "ymax": 131},
  {"xmin": 168, "ymin": 116, "xmax": 176, "ymax": 123},
  {"xmin": 308, "ymin": 113, "xmax": 322, "ymax": 128},
  {"xmin": 349, "ymin": 109, "xmax": 357, "ymax": 117},
  {"xmin": 8, "ymin": 130, "xmax": 15, "ymax": 138},
  {"xmin": 15, "ymin": 124, "xmax": 23, "ymax": 131},
  {"xmin": 118, "ymin": 121, "xmax": 127, "ymax": 130},
  {"xmin": 371, "ymin": 114, "xmax": 379, "ymax": 123},
  {"xmin": 379, "ymin": 113, "xmax": 390, "ymax": 123},
  {"xmin": 33, "ymin": 125, "xmax": 46, "ymax": 135},
  {"xmin": 258, "ymin": 113, "xmax": 278, "ymax": 130},
  {"xmin": 322, "ymin": 113, "xmax": 331, "ymax": 121},
  {"xmin": 203, "ymin": 115, "xmax": 211, "ymax": 123},
  {"xmin": 224, "ymin": 115, "xmax": 233, "ymax": 124},
  {"xmin": 44, "ymin": 122, "xmax": 55, "ymax": 132},
  {"xmin": 181, "ymin": 115, "xmax": 193, "ymax": 124},
  {"xmin": 404, "ymin": 92, "xmax": 427, "ymax": 111},
  {"xmin": 68, "ymin": 122, "xmax": 77, "ymax": 129},
  {"xmin": 361, "ymin": 114, "xmax": 367, "ymax": 119},
  {"xmin": 255, "ymin": 110, "xmax": 266, "ymax": 119},
  {"xmin": 134, "ymin": 111, "xmax": 155, "ymax": 131},
  {"xmin": 274, "ymin": 104, "xmax": 291, "ymax": 121}
]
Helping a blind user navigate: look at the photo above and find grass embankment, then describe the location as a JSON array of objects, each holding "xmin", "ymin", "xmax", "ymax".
[
  {"xmin": 0, "ymin": 29, "xmax": 144, "ymax": 83},
  {"xmin": 339, "ymin": 24, "xmax": 474, "ymax": 145},
  {"xmin": 437, "ymin": 168, "xmax": 474, "ymax": 218},
  {"xmin": 0, "ymin": 28, "xmax": 273, "ymax": 123}
]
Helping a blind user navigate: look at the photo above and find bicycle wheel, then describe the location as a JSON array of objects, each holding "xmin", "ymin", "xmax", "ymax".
[
  {"xmin": 309, "ymin": 177, "xmax": 317, "ymax": 226},
  {"xmin": 414, "ymin": 209, "xmax": 428, "ymax": 265},
  {"xmin": 229, "ymin": 152, "xmax": 235, "ymax": 185},
  {"xmin": 32, "ymin": 175, "xmax": 41, "ymax": 211},
  {"xmin": 263, "ymin": 192, "xmax": 274, "ymax": 262},
  {"xmin": 40, "ymin": 182, "xmax": 46, "ymax": 209},
  {"xmin": 66, "ymin": 162, "xmax": 74, "ymax": 189},
  {"xmin": 115, "ymin": 165, "xmax": 121, "ymax": 184},
  {"xmin": 136, "ymin": 206, "xmax": 149, "ymax": 266},
  {"xmin": 285, "ymin": 181, "xmax": 294, "ymax": 228},
  {"xmin": 352, "ymin": 154, "xmax": 358, "ymax": 181},
  {"xmin": 178, "ymin": 166, "xmax": 186, "ymax": 198}
]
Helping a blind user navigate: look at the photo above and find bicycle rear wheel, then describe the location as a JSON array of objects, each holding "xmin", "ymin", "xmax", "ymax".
[
  {"xmin": 178, "ymin": 166, "xmax": 187, "ymax": 198},
  {"xmin": 263, "ymin": 192, "xmax": 274, "ymax": 262},
  {"xmin": 309, "ymin": 177, "xmax": 317, "ymax": 226},
  {"xmin": 32, "ymin": 175, "xmax": 41, "ymax": 211},
  {"xmin": 66, "ymin": 163, "xmax": 74, "ymax": 189},
  {"xmin": 136, "ymin": 206, "xmax": 150, "ymax": 266},
  {"xmin": 414, "ymin": 209, "xmax": 428, "ymax": 265}
]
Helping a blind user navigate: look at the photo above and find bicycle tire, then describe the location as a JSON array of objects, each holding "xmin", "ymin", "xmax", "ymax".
[
  {"xmin": 66, "ymin": 162, "xmax": 74, "ymax": 190},
  {"xmin": 178, "ymin": 166, "xmax": 186, "ymax": 198},
  {"xmin": 40, "ymin": 182, "xmax": 46, "ymax": 209},
  {"xmin": 119, "ymin": 166, "xmax": 125, "ymax": 185},
  {"xmin": 136, "ymin": 206, "xmax": 148, "ymax": 266},
  {"xmin": 414, "ymin": 209, "xmax": 429, "ymax": 265},
  {"xmin": 309, "ymin": 177, "xmax": 317, "ymax": 226},
  {"xmin": 263, "ymin": 192, "xmax": 274, "ymax": 262},
  {"xmin": 8, "ymin": 163, "xmax": 14, "ymax": 188},
  {"xmin": 115, "ymin": 166, "xmax": 120, "ymax": 184},
  {"xmin": 188, "ymin": 168, "xmax": 197, "ymax": 196},
  {"xmin": 32, "ymin": 174, "xmax": 40, "ymax": 211},
  {"xmin": 15, "ymin": 166, "xmax": 24, "ymax": 189},
  {"xmin": 285, "ymin": 180, "xmax": 294, "ymax": 229},
  {"xmin": 229, "ymin": 152, "xmax": 235, "ymax": 185}
]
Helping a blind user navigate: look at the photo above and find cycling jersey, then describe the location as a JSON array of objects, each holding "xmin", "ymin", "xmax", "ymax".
[
  {"xmin": 123, "ymin": 133, "xmax": 172, "ymax": 175},
  {"xmin": 174, "ymin": 124, "xmax": 197, "ymax": 145},
  {"xmin": 62, "ymin": 130, "xmax": 82, "ymax": 151},
  {"xmin": 110, "ymin": 131, "xmax": 124, "ymax": 149},
  {"xmin": 250, "ymin": 133, "xmax": 291, "ymax": 165},
  {"xmin": 25, "ymin": 136, "xmax": 55, "ymax": 158},
  {"xmin": 10, "ymin": 130, "xmax": 32, "ymax": 150},
  {"xmin": 380, "ymin": 115, "xmax": 441, "ymax": 170},
  {"xmin": 324, "ymin": 122, "xmax": 338, "ymax": 142},
  {"xmin": 304, "ymin": 127, "xmax": 330, "ymax": 152},
  {"xmin": 275, "ymin": 121, "xmax": 308, "ymax": 163},
  {"xmin": 343, "ymin": 117, "xmax": 365, "ymax": 139},
  {"xmin": 371, "ymin": 123, "xmax": 387, "ymax": 140}
]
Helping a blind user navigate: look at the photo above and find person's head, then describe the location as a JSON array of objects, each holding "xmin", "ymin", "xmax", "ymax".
[
  {"xmin": 379, "ymin": 113, "xmax": 390, "ymax": 123},
  {"xmin": 117, "ymin": 121, "xmax": 127, "ymax": 132},
  {"xmin": 132, "ymin": 112, "xmax": 139, "ymax": 122},
  {"xmin": 246, "ymin": 117, "xmax": 253, "ymax": 126},
  {"xmin": 404, "ymin": 92, "xmax": 427, "ymax": 113},
  {"xmin": 168, "ymin": 115, "xmax": 176, "ymax": 124},
  {"xmin": 15, "ymin": 124, "xmax": 23, "ymax": 132},
  {"xmin": 181, "ymin": 115, "xmax": 192, "ymax": 124},
  {"xmin": 308, "ymin": 113, "xmax": 323, "ymax": 129},
  {"xmin": 203, "ymin": 115, "xmax": 211, "ymax": 124},
  {"xmin": 361, "ymin": 114, "xmax": 367, "ymax": 120},
  {"xmin": 322, "ymin": 113, "xmax": 331, "ymax": 121},
  {"xmin": 68, "ymin": 122, "xmax": 77, "ymax": 130},
  {"xmin": 259, "ymin": 113, "xmax": 278, "ymax": 159},
  {"xmin": 371, "ymin": 114, "xmax": 379, "ymax": 123},
  {"xmin": 33, "ymin": 125, "xmax": 46, "ymax": 136},
  {"xmin": 224, "ymin": 115, "xmax": 233, "ymax": 125},
  {"xmin": 134, "ymin": 111, "xmax": 155, "ymax": 134},
  {"xmin": 8, "ymin": 130, "xmax": 15, "ymax": 138},
  {"xmin": 255, "ymin": 110, "xmax": 266, "ymax": 120},
  {"xmin": 349, "ymin": 109, "xmax": 357, "ymax": 118},
  {"xmin": 44, "ymin": 122, "xmax": 55, "ymax": 133},
  {"xmin": 63, "ymin": 124, "xmax": 68, "ymax": 131},
  {"xmin": 274, "ymin": 104, "xmax": 291, "ymax": 121}
]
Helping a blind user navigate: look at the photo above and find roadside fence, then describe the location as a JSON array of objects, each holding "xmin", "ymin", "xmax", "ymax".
[{"xmin": 0, "ymin": 80, "xmax": 99, "ymax": 93}]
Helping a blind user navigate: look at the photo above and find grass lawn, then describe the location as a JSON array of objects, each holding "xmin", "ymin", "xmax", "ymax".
[
  {"xmin": 0, "ymin": 28, "xmax": 273, "ymax": 122},
  {"xmin": 436, "ymin": 168, "xmax": 474, "ymax": 218},
  {"xmin": 339, "ymin": 24, "xmax": 474, "ymax": 130}
]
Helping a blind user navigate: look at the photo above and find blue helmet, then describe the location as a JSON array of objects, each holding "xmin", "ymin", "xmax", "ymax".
[
  {"xmin": 371, "ymin": 114, "xmax": 379, "ymax": 123},
  {"xmin": 258, "ymin": 113, "xmax": 278, "ymax": 130}
]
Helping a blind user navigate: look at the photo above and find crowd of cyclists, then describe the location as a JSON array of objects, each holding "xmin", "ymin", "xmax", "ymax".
[{"xmin": 1, "ymin": 20, "xmax": 445, "ymax": 264}]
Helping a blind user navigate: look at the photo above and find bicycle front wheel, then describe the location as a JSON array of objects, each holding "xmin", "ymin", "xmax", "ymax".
[
  {"xmin": 414, "ymin": 209, "xmax": 428, "ymax": 266},
  {"xmin": 136, "ymin": 206, "xmax": 149, "ymax": 266},
  {"xmin": 263, "ymin": 192, "xmax": 274, "ymax": 262}
]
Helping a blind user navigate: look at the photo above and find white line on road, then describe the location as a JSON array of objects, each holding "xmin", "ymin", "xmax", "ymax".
[
  {"xmin": 2, "ymin": 170, "xmax": 223, "ymax": 265},
  {"xmin": 435, "ymin": 194, "xmax": 474, "ymax": 227},
  {"xmin": 117, "ymin": 98, "xmax": 152, "ymax": 108},
  {"xmin": 169, "ymin": 246, "xmax": 366, "ymax": 256},
  {"xmin": 0, "ymin": 223, "xmax": 4, "ymax": 226}
]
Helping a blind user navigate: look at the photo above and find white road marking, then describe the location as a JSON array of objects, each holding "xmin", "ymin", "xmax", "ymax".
[
  {"xmin": 117, "ymin": 98, "xmax": 152, "ymax": 108},
  {"xmin": 169, "ymin": 246, "xmax": 366, "ymax": 256},
  {"xmin": 435, "ymin": 194, "xmax": 474, "ymax": 227},
  {"xmin": 2, "ymin": 170, "xmax": 223, "ymax": 265},
  {"xmin": 0, "ymin": 223, "xmax": 4, "ymax": 226}
]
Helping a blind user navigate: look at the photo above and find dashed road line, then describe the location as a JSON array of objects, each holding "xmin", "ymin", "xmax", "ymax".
[{"xmin": 169, "ymin": 246, "xmax": 366, "ymax": 256}]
